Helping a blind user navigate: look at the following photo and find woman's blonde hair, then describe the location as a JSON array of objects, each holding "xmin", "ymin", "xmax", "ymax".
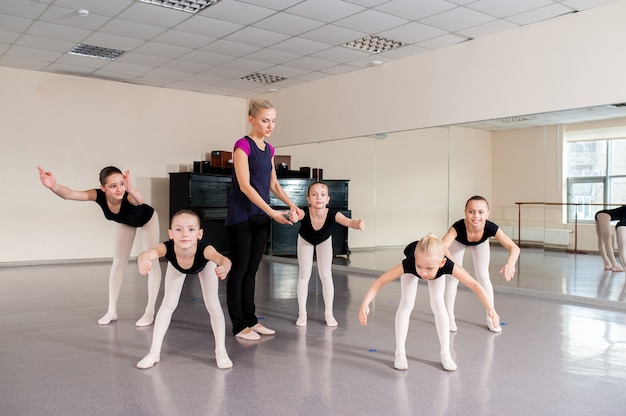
[
  {"xmin": 415, "ymin": 233, "xmax": 445, "ymax": 259},
  {"xmin": 248, "ymin": 98, "xmax": 274, "ymax": 117}
]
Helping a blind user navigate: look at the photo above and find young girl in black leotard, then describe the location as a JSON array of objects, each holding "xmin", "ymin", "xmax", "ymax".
[
  {"xmin": 359, "ymin": 234, "xmax": 500, "ymax": 371},
  {"xmin": 37, "ymin": 165, "xmax": 162, "ymax": 326},
  {"xmin": 294, "ymin": 181, "xmax": 364, "ymax": 327},
  {"xmin": 442, "ymin": 196, "xmax": 519, "ymax": 333},
  {"xmin": 136, "ymin": 210, "xmax": 232, "ymax": 370}
]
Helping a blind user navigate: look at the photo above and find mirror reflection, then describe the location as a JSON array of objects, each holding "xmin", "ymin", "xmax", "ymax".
[{"xmin": 276, "ymin": 104, "xmax": 626, "ymax": 308}]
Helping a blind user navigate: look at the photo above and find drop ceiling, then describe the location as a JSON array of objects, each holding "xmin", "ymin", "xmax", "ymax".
[{"xmin": 0, "ymin": 0, "xmax": 621, "ymax": 105}]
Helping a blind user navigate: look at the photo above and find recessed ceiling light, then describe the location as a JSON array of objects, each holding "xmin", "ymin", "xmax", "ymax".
[
  {"xmin": 68, "ymin": 44, "xmax": 126, "ymax": 60},
  {"xmin": 343, "ymin": 35, "xmax": 405, "ymax": 54},
  {"xmin": 370, "ymin": 60, "xmax": 384, "ymax": 66},
  {"xmin": 139, "ymin": 0, "xmax": 221, "ymax": 14},
  {"xmin": 241, "ymin": 73, "xmax": 286, "ymax": 84}
]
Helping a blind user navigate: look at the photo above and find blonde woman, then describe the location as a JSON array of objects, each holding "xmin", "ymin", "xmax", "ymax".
[{"xmin": 225, "ymin": 98, "xmax": 304, "ymax": 340}]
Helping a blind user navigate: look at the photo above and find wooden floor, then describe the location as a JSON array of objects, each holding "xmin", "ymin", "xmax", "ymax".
[{"xmin": 1, "ymin": 247, "xmax": 625, "ymax": 416}]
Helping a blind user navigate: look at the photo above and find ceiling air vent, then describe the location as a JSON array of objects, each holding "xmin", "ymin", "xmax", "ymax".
[
  {"xmin": 343, "ymin": 35, "xmax": 405, "ymax": 54},
  {"xmin": 240, "ymin": 73, "xmax": 286, "ymax": 84}
]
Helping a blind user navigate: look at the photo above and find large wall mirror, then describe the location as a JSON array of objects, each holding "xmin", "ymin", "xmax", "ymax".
[{"xmin": 277, "ymin": 104, "xmax": 626, "ymax": 308}]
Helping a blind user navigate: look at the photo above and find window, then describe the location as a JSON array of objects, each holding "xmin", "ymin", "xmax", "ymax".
[{"xmin": 566, "ymin": 138, "xmax": 626, "ymax": 222}]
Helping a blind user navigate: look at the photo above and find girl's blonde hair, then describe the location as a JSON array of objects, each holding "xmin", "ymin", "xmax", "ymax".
[
  {"xmin": 415, "ymin": 233, "xmax": 445, "ymax": 259},
  {"xmin": 248, "ymin": 98, "xmax": 274, "ymax": 117}
]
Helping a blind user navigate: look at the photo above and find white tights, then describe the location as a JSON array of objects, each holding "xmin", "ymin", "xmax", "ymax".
[
  {"xmin": 140, "ymin": 262, "xmax": 227, "ymax": 365},
  {"xmin": 395, "ymin": 274, "xmax": 453, "ymax": 368},
  {"xmin": 596, "ymin": 213, "xmax": 623, "ymax": 270},
  {"xmin": 616, "ymin": 225, "xmax": 626, "ymax": 270},
  {"xmin": 99, "ymin": 213, "xmax": 162, "ymax": 326},
  {"xmin": 296, "ymin": 235, "xmax": 336, "ymax": 326},
  {"xmin": 444, "ymin": 239, "xmax": 493, "ymax": 328}
]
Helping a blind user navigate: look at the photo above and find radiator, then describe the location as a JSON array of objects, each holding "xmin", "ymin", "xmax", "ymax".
[{"xmin": 498, "ymin": 226, "xmax": 571, "ymax": 246}]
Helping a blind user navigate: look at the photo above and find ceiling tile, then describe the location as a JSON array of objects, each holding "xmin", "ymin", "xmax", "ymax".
[
  {"xmin": 299, "ymin": 24, "xmax": 368, "ymax": 45},
  {"xmin": 286, "ymin": 0, "xmax": 365, "ymax": 22},
  {"xmin": 244, "ymin": 48, "xmax": 301, "ymax": 65},
  {"xmin": 505, "ymin": 4, "xmax": 572, "ymax": 25},
  {"xmin": 270, "ymin": 37, "xmax": 333, "ymax": 55},
  {"xmin": 99, "ymin": 18, "xmax": 167, "ymax": 40},
  {"xmin": 174, "ymin": 15, "xmax": 243, "ymax": 38},
  {"xmin": 468, "ymin": 0, "xmax": 554, "ymax": 18},
  {"xmin": 15, "ymin": 34, "xmax": 75, "ymax": 53},
  {"xmin": 224, "ymin": 27, "xmax": 291, "ymax": 48},
  {"xmin": 152, "ymin": 30, "xmax": 215, "ymax": 49},
  {"xmin": 200, "ymin": 39, "xmax": 260, "ymax": 57},
  {"xmin": 118, "ymin": 2, "xmax": 191, "ymax": 28},
  {"xmin": 26, "ymin": 21, "xmax": 91, "ymax": 42},
  {"xmin": 133, "ymin": 42, "xmax": 192, "ymax": 59},
  {"xmin": 334, "ymin": 9, "xmax": 409, "ymax": 33},
  {"xmin": 202, "ymin": 0, "xmax": 277, "ymax": 25},
  {"xmin": 0, "ymin": 1, "xmax": 48, "ymax": 19},
  {"xmin": 52, "ymin": 0, "xmax": 133, "ymax": 17},
  {"xmin": 253, "ymin": 12, "xmax": 326, "ymax": 36},
  {"xmin": 0, "ymin": 13, "xmax": 33, "ymax": 32},
  {"xmin": 379, "ymin": 21, "xmax": 447, "ymax": 43},
  {"xmin": 375, "ymin": 0, "xmax": 457, "ymax": 20},
  {"xmin": 419, "ymin": 7, "xmax": 495, "ymax": 31},
  {"xmin": 39, "ymin": 6, "xmax": 111, "ymax": 30}
]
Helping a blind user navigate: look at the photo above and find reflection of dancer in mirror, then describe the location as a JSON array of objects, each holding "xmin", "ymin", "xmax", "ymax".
[
  {"xmin": 442, "ymin": 196, "xmax": 519, "ymax": 333},
  {"xmin": 37, "ymin": 166, "xmax": 161, "ymax": 326},
  {"xmin": 294, "ymin": 182, "xmax": 364, "ymax": 327},
  {"xmin": 225, "ymin": 98, "xmax": 304, "ymax": 341},
  {"xmin": 595, "ymin": 206, "xmax": 625, "ymax": 271},
  {"xmin": 136, "ymin": 210, "xmax": 233, "ymax": 369},
  {"xmin": 359, "ymin": 234, "xmax": 500, "ymax": 371}
]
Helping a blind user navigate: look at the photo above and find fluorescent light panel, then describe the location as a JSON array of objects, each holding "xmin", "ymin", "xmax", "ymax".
[
  {"xmin": 139, "ymin": 0, "xmax": 221, "ymax": 14},
  {"xmin": 68, "ymin": 44, "xmax": 126, "ymax": 60}
]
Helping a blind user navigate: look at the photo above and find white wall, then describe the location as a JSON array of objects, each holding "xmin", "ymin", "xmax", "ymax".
[
  {"xmin": 267, "ymin": 0, "xmax": 626, "ymax": 146},
  {"xmin": 1, "ymin": 67, "xmax": 245, "ymax": 262}
]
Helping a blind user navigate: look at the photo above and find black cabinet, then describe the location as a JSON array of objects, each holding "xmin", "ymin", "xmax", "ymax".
[
  {"xmin": 169, "ymin": 173, "xmax": 351, "ymax": 257},
  {"xmin": 169, "ymin": 173, "xmax": 230, "ymax": 253}
]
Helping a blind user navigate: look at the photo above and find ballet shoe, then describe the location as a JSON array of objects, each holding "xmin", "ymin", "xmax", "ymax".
[
  {"xmin": 449, "ymin": 320, "xmax": 457, "ymax": 332},
  {"xmin": 441, "ymin": 353, "xmax": 457, "ymax": 371},
  {"xmin": 235, "ymin": 328, "xmax": 261, "ymax": 341},
  {"xmin": 98, "ymin": 312, "xmax": 118, "ymax": 325},
  {"xmin": 394, "ymin": 353, "xmax": 408, "ymax": 370},
  {"xmin": 325, "ymin": 314, "xmax": 338, "ymax": 327},
  {"xmin": 486, "ymin": 316, "xmax": 502, "ymax": 333},
  {"xmin": 135, "ymin": 312, "xmax": 154, "ymax": 327},
  {"xmin": 216, "ymin": 351, "xmax": 233, "ymax": 369},
  {"xmin": 296, "ymin": 315, "xmax": 307, "ymax": 327},
  {"xmin": 252, "ymin": 323, "xmax": 275, "ymax": 335},
  {"xmin": 137, "ymin": 354, "xmax": 160, "ymax": 369}
]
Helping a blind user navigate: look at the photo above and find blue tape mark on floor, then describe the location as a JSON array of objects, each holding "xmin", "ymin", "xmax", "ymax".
[{"xmin": 367, "ymin": 348, "xmax": 377, "ymax": 353}]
